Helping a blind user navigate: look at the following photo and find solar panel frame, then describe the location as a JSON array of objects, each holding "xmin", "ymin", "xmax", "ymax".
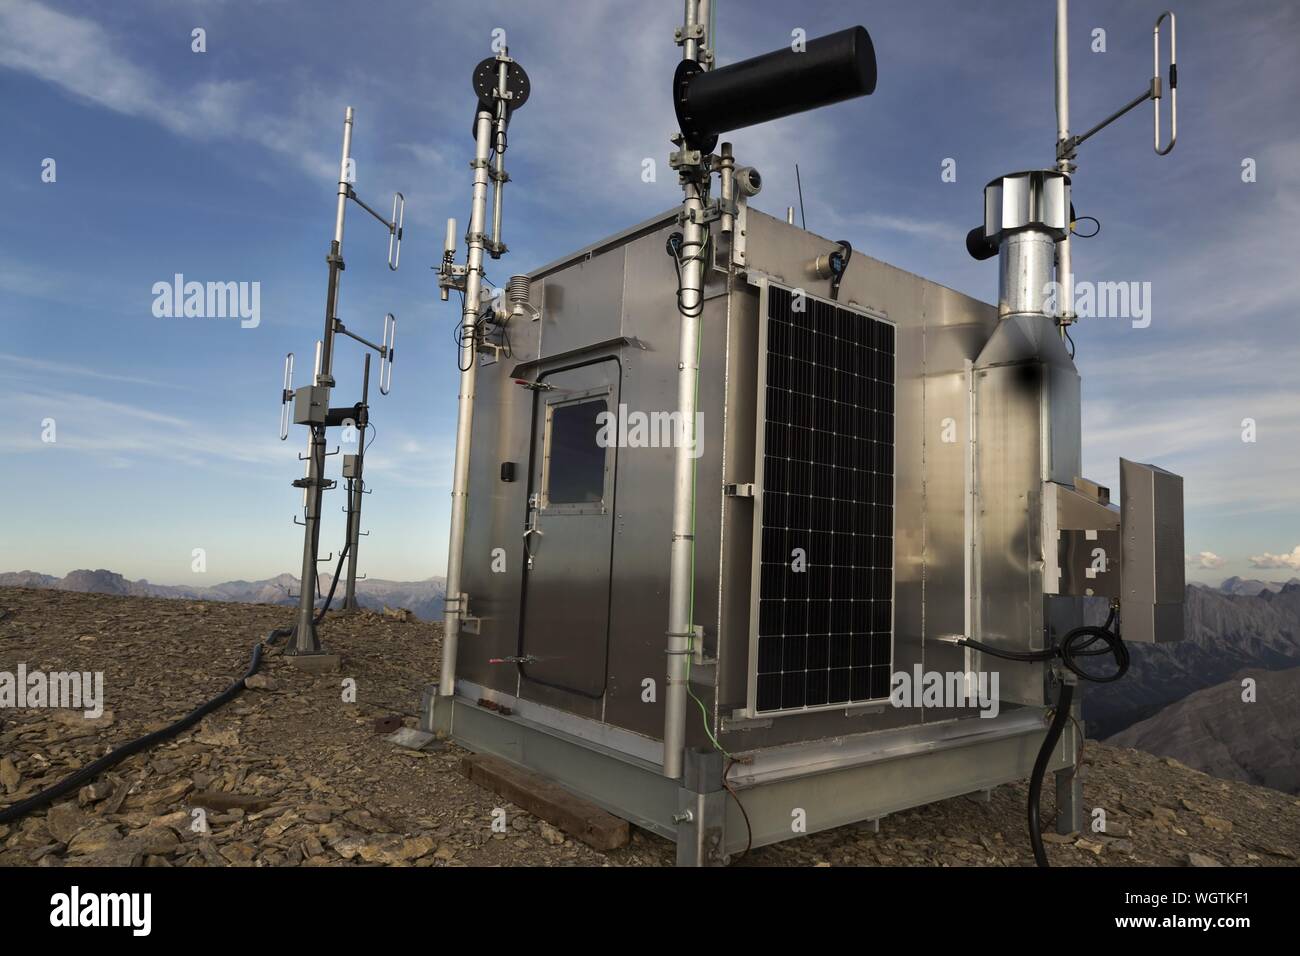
[{"xmin": 745, "ymin": 279, "xmax": 897, "ymax": 717}]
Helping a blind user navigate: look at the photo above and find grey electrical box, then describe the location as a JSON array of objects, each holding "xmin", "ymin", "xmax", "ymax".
[
  {"xmin": 342, "ymin": 454, "xmax": 360, "ymax": 478},
  {"xmin": 1120, "ymin": 458, "xmax": 1185, "ymax": 643},
  {"xmin": 293, "ymin": 386, "xmax": 329, "ymax": 426}
]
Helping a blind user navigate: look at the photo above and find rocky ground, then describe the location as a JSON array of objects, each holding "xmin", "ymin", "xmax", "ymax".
[{"xmin": 1, "ymin": 586, "xmax": 1297, "ymax": 867}]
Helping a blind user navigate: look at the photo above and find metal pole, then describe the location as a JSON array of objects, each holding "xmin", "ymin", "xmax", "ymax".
[
  {"xmin": 343, "ymin": 353, "xmax": 371, "ymax": 611},
  {"xmin": 321, "ymin": 107, "xmax": 353, "ymax": 384},
  {"xmin": 439, "ymin": 101, "xmax": 497, "ymax": 697},
  {"xmin": 1054, "ymin": 0, "xmax": 1075, "ymax": 330},
  {"xmin": 663, "ymin": 0, "xmax": 710, "ymax": 781},
  {"xmin": 682, "ymin": 0, "xmax": 699, "ymax": 60},
  {"xmin": 291, "ymin": 106, "xmax": 354, "ymax": 655}
]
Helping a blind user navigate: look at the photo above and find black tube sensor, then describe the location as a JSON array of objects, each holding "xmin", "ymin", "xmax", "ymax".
[{"xmin": 673, "ymin": 26, "xmax": 877, "ymax": 152}]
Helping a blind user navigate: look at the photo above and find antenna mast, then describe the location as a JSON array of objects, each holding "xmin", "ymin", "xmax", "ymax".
[
  {"xmin": 437, "ymin": 48, "xmax": 532, "ymax": 698},
  {"xmin": 1052, "ymin": 1, "xmax": 1178, "ymax": 336},
  {"xmin": 279, "ymin": 107, "xmax": 403, "ymax": 663}
]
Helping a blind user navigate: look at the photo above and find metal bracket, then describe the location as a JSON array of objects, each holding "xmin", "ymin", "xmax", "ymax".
[
  {"xmin": 673, "ymin": 23, "xmax": 705, "ymax": 43},
  {"xmin": 454, "ymin": 592, "xmax": 480, "ymax": 634},
  {"xmin": 724, "ymin": 482, "xmax": 755, "ymax": 498},
  {"xmin": 685, "ymin": 202, "xmax": 722, "ymax": 226},
  {"xmin": 731, "ymin": 200, "xmax": 749, "ymax": 270}
]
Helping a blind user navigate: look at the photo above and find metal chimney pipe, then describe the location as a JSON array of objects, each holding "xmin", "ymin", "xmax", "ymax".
[{"xmin": 981, "ymin": 170, "xmax": 1071, "ymax": 321}]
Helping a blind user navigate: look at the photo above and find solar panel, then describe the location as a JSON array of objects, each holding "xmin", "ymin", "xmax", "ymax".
[{"xmin": 752, "ymin": 284, "xmax": 895, "ymax": 714}]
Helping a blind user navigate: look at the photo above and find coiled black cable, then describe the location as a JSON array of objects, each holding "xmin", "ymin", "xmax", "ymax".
[
  {"xmin": 666, "ymin": 230, "xmax": 711, "ymax": 319},
  {"xmin": 957, "ymin": 609, "xmax": 1127, "ymax": 867}
]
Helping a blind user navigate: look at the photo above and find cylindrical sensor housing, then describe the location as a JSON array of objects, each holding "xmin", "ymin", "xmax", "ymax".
[{"xmin": 673, "ymin": 26, "xmax": 877, "ymax": 151}]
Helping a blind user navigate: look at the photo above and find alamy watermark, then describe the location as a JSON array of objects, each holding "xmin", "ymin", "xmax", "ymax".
[
  {"xmin": 0, "ymin": 664, "xmax": 105, "ymax": 718},
  {"xmin": 595, "ymin": 404, "xmax": 704, "ymax": 459},
  {"xmin": 50, "ymin": 886, "xmax": 150, "ymax": 936},
  {"xmin": 890, "ymin": 665, "xmax": 1000, "ymax": 718},
  {"xmin": 151, "ymin": 274, "xmax": 261, "ymax": 328},
  {"xmin": 1043, "ymin": 279, "xmax": 1153, "ymax": 328}
]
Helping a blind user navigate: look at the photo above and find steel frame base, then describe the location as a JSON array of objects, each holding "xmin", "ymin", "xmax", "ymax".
[{"xmin": 421, "ymin": 686, "xmax": 1076, "ymax": 867}]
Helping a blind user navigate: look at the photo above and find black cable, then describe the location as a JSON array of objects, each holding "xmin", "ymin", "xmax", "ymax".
[
  {"xmin": 1064, "ymin": 325, "xmax": 1076, "ymax": 360},
  {"xmin": 452, "ymin": 294, "xmax": 495, "ymax": 373},
  {"xmin": 314, "ymin": 541, "xmax": 350, "ymax": 625},
  {"xmin": 958, "ymin": 609, "xmax": 1126, "ymax": 867},
  {"xmin": 828, "ymin": 240, "xmax": 853, "ymax": 302},
  {"xmin": 1028, "ymin": 681, "xmax": 1074, "ymax": 867},
  {"xmin": 1071, "ymin": 215, "xmax": 1101, "ymax": 238},
  {"xmin": 0, "ymin": 636, "xmax": 276, "ymax": 826},
  {"xmin": 723, "ymin": 758, "xmax": 753, "ymax": 860},
  {"xmin": 667, "ymin": 230, "xmax": 711, "ymax": 319},
  {"xmin": 957, "ymin": 609, "xmax": 1126, "ymax": 684}
]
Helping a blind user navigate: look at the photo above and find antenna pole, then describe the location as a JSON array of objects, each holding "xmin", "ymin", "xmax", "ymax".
[
  {"xmin": 290, "ymin": 107, "xmax": 355, "ymax": 656},
  {"xmin": 1054, "ymin": 0, "xmax": 1076, "ymax": 332},
  {"xmin": 439, "ymin": 49, "xmax": 530, "ymax": 697},
  {"xmin": 281, "ymin": 106, "xmax": 402, "ymax": 658},
  {"xmin": 662, "ymin": 0, "xmax": 714, "ymax": 782}
]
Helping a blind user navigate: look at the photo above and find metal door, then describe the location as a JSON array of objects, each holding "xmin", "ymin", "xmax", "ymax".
[{"xmin": 518, "ymin": 358, "xmax": 620, "ymax": 697}]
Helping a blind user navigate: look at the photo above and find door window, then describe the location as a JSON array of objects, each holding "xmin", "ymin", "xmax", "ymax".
[{"xmin": 544, "ymin": 397, "xmax": 609, "ymax": 507}]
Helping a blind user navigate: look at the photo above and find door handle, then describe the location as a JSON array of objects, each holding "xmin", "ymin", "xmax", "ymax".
[{"xmin": 523, "ymin": 494, "xmax": 543, "ymax": 569}]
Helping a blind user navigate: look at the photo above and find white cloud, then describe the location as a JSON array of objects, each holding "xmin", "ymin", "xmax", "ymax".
[
  {"xmin": 1186, "ymin": 551, "xmax": 1226, "ymax": 570},
  {"xmin": 0, "ymin": 0, "xmax": 335, "ymax": 179},
  {"xmin": 0, "ymin": 352, "xmax": 183, "ymax": 390},
  {"xmin": 1248, "ymin": 547, "xmax": 1300, "ymax": 571}
]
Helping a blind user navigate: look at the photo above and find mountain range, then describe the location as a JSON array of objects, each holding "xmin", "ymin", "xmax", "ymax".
[
  {"xmin": 1107, "ymin": 666, "xmax": 1300, "ymax": 794},
  {"xmin": 0, "ymin": 568, "xmax": 446, "ymax": 621},
  {"xmin": 1083, "ymin": 581, "xmax": 1300, "ymax": 740},
  {"xmin": 1216, "ymin": 575, "xmax": 1300, "ymax": 596}
]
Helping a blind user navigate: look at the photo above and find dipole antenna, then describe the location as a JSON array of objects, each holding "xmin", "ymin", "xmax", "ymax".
[
  {"xmin": 1052, "ymin": 1, "xmax": 1177, "ymax": 334},
  {"xmin": 437, "ymin": 47, "xmax": 532, "ymax": 697},
  {"xmin": 278, "ymin": 107, "xmax": 403, "ymax": 663}
]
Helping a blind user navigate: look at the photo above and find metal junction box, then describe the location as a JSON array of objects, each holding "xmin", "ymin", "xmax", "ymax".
[{"xmin": 1120, "ymin": 458, "xmax": 1185, "ymax": 642}]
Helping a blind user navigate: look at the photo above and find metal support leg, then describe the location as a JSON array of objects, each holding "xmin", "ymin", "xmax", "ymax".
[
  {"xmin": 1055, "ymin": 681, "xmax": 1084, "ymax": 834},
  {"xmin": 675, "ymin": 748, "xmax": 729, "ymax": 867}
]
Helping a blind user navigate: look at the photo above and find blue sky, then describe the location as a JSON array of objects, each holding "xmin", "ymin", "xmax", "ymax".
[{"xmin": 1, "ymin": 0, "xmax": 1297, "ymax": 586}]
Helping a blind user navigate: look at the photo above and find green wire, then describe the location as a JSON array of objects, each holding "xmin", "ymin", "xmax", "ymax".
[{"xmin": 680, "ymin": 231, "xmax": 732, "ymax": 759}]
